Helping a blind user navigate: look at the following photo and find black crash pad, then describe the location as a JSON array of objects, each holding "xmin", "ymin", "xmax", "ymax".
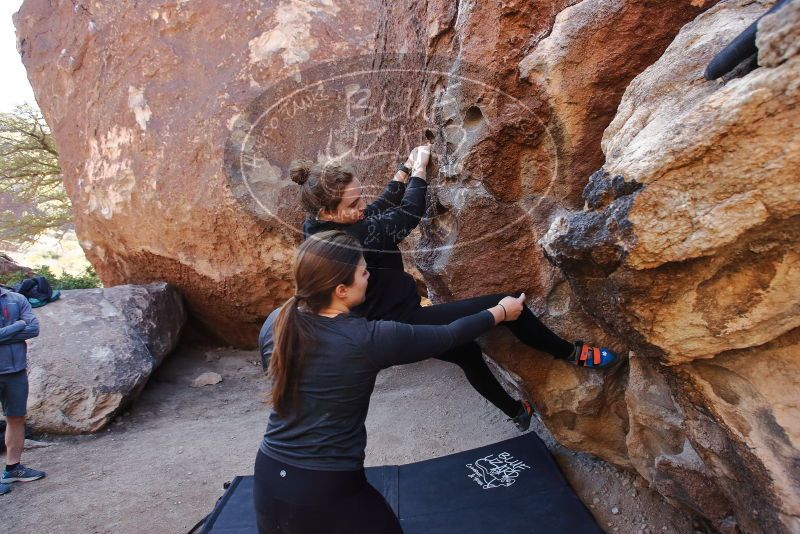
[{"xmin": 200, "ymin": 432, "xmax": 601, "ymax": 533}]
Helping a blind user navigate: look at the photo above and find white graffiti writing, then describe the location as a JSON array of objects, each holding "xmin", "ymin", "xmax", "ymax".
[{"xmin": 465, "ymin": 452, "xmax": 531, "ymax": 490}]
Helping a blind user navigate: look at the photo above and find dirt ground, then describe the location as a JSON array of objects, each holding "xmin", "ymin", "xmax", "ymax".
[{"xmin": 0, "ymin": 344, "xmax": 700, "ymax": 533}]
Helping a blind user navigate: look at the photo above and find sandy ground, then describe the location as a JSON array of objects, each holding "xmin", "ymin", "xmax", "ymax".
[{"xmin": 0, "ymin": 345, "xmax": 699, "ymax": 533}]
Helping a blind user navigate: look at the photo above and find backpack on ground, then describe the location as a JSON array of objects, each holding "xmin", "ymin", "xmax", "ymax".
[{"xmin": 11, "ymin": 275, "xmax": 61, "ymax": 307}]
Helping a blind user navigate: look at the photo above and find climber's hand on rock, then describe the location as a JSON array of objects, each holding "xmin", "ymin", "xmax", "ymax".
[
  {"xmin": 413, "ymin": 143, "xmax": 431, "ymax": 167},
  {"xmin": 412, "ymin": 143, "xmax": 431, "ymax": 178},
  {"xmin": 405, "ymin": 147, "xmax": 418, "ymax": 169},
  {"xmin": 498, "ymin": 293, "xmax": 525, "ymax": 322}
]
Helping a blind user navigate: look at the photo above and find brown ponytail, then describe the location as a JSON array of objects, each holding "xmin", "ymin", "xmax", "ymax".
[
  {"xmin": 289, "ymin": 158, "xmax": 356, "ymax": 217},
  {"xmin": 269, "ymin": 230, "xmax": 363, "ymax": 416}
]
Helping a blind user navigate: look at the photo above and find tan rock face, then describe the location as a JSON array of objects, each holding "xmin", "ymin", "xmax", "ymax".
[
  {"xmin": 14, "ymin": 0, "xmax": 378, "ymax": 347},
  {"xmin": 543, "ymin": 1, "xmax": 800, "ymax": 531},
  {"xmin": 625, "ymin": 353, "xmax": 735, "ymax": 521},
  {"xmin": 518, "ymin": 0, "xmax": 718, "ymax": 203}
]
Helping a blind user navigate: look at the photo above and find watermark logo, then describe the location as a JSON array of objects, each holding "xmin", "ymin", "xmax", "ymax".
[{"xmin": 224, "ymin": 54, "xmax": 558, "ymax": 254}]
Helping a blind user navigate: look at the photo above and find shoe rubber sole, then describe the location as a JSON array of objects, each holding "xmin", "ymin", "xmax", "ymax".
[{"xmin": 2, "ymin": 474, "xmax": 45, "ymax": 483}]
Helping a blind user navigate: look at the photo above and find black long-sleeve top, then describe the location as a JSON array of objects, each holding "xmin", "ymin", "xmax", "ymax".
[
  {"xmin": 258, "ymin": 308, "xmax": 495, "ymax": 470},
  {"xmin": 302, "ymin": 176, "xmax": 427, "ymax": 321}
]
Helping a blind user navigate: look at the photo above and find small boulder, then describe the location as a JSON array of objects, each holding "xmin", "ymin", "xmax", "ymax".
[
  {"xmin": 191, "ymin": 372, "xmax": 222, "ymax": 388},
  {"xmin": 26, "ymin": 283, "xmax": 185, "ymax": 433}
]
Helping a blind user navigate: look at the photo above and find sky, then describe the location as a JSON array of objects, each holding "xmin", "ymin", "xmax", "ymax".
[{"xmin": 0, "ymin": 0, "xmax": 37, "ymax": 112}]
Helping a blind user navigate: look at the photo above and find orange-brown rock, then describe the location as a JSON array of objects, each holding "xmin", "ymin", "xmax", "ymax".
[
  {"xmin": 352, "ymin": 0, "xmax": 717, "ymax": 468},
  {"xmin": 14, "ymin": 0, "xmax": 378, "ymax": 346},
  {"xmin": 543, "ymin": 1, "xmax": 800, "ymax": 531}
]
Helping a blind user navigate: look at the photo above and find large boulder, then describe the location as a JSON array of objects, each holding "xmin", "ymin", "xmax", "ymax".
[
  {"xmin": 350, "ymin": 0, "xmax": 717, "ymax": 466},
  {"xmin": 542, "ymin": 1, "xmax": 800, "ymax": 531},
  {"xmin": 14, "ymin": 0, "xmax": 378, "ymax": 347},
  {"xmin": 26, "ymin": 283, "xmax": 185, "ymax": 433},
  {"xmin": 16, "ymin": 0, "xmax": 797, "ymax": 528}
]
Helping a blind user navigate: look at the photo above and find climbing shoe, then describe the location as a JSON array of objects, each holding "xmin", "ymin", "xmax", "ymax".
[
  {"xmin": 568, "ymin": 341, "xmax": 619, "ymax": 369},
  {"xmin": 1, "ymin": 464, "xmax": 46, "ymax": 483},
  {"xmin": 511, "ymin": 400, "xmax": 534, "ymax": 432}
]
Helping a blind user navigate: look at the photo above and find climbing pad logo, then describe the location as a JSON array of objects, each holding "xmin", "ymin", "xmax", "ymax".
[
  {"xmin": 466, "ymin": 451, "xmax": 531, "ymax": 490},
  {"xmin": 224, "ymin": 53, "xmax": 559, "ymax": 255}
]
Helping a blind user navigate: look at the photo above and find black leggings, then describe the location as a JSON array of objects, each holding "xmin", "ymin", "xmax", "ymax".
[
  {"xmin": 397, "ymin": 293, "xmax": 575, "ymax": 418},
  {"xmin": 253, "ymin": 451, "xmax": 402, "ymax": 534}
]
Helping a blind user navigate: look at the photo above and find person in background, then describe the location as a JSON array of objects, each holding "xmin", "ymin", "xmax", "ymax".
[{"xmin": 0, "ymin": 285, "xmax": 45, "ymax": 495}]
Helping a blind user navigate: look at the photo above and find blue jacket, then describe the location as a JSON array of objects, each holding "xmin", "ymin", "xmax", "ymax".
[{"xmin": 0, "ymin": 286, "xmax": 40, "ymax": 374}]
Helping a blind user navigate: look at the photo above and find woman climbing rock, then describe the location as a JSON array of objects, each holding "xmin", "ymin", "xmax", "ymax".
[
  {"xmin": 283, "ymin": 144, "xmax": 619, "ymax": 431},
  {"xmin": 256, "ymin": 230, "xmax": 525, "ymax": 532}
]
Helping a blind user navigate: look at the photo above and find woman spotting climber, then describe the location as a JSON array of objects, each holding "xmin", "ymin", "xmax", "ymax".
[
  {"xmin": 279, "ymin": 143, "xmax": 619, "ymax": 431},
  {"xmin": 255, "ymin": 230, "xmax": 526, "ymax": 532}
]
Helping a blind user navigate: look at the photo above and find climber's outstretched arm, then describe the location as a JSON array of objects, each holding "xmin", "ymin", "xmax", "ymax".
[{"xmin": 363, "ymin": 147, "xmax": 419, "ymax": 217}]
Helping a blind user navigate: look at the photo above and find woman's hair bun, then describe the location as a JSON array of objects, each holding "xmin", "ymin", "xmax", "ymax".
[{"xmin": 289, "ymin": 159, "xmax": 313, "ymax": 185}]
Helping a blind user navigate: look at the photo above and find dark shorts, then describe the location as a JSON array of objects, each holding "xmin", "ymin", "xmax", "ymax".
[{"xmin": 0, "ymin": 370, "xmax": 28, "ymax": 417}]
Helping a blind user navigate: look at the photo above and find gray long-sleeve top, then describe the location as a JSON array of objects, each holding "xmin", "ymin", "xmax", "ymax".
[
  {"xmin": 258, "ymin": 308, "xmax": 495, "ymax": 470},
  {"xmin": 0, "ymin": 286, "xmax": 40, "ymax": 374}
]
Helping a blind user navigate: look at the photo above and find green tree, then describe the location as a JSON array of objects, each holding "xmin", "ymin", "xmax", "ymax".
[{"xmin": 0, "ymin": 104, "xmax": 71, "ymax": 248}]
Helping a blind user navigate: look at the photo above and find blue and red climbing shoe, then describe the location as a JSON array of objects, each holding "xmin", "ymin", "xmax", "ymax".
[{"xmin": 568, "ymin": 341, "xmax": 619, "ymax": 369}]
